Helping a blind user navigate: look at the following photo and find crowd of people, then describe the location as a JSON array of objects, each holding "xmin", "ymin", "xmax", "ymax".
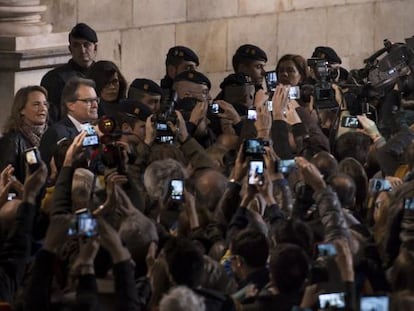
[{"xmin": 0, "ymin": 21, "xmax": 413, "ymax": 310}]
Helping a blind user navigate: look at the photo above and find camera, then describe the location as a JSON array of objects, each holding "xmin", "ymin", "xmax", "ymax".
[
  {"xmin": 369, "ymin": 179, "xmax": 392, "ymax": 193},
  {"xmin": 316, "ymin": 243, "xmax": 337, "ymax": 257},
  {"xmin": 276, "ymin": 159, "xmax": 296, "ymax": 174},
  {"xmin": 81, "ymin": 123, "xmax": 99, "ymax": 147},
  {"xmin": 360, "ymin": 295, "xmax": 389, "ymax": 311},
  {"xmin": 248, "ymin": 160, "xmax": 264, "ymax": 186},
  {"xmin": 152, "ymin": 102, "xmax": 177, "ymax": 144},
  {"xmin": 244, "ymin": 139, "xmax": 268, "ymax": 157},
  {"xmin": 307, "ymin": 58, "xmax": 337, "ymax": 109},
  {"xmin": 170, "ymin": 179, "xmax": 184, "ymax": 202},
  {"xmin": 265, "ymin": 70, "xmax": 277, "ymax": 92},
  {"xmin": 24, "ymin": 147, "xmax": 41, "ymax": 173},
  {"xmin": 341, "ymin": 115, "xmax": 361, "ymax": 129},
  {"xmin": 318, "ymin": 292, "xmax": 346, "ymax": 310},
  {"xmin": 68, "ymin": 208, "xmax": 98, "ymax": 237}
]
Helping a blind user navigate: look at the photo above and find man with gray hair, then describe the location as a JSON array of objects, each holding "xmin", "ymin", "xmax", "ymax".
[
  {"xmin": 39, "ymin": 76, "xmax": 99, "ymax": 168},
  {"xmin": 160, "ymin": 286, "xmax": 206, "ymax": 311}
]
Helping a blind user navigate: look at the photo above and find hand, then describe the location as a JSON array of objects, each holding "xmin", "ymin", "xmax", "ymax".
[
  {"xmin": 295, "ymin": 157, "xmax": 326, "ymax": 193},
  {"xmin": 215, "ymin": 100, "xmax": 241, "ymax": 125},
  {"xmin": 253, "ymin": 89, "xmax": 268, "ymax": 109},
  {"xmin": 385, "ymin": 176, "xmax": 403, "ymax": 189},
  {"xmin": 63, "ymin": 131, "xmax": 87, "ymax": 167},
  {"xmin": 255, "ymin": 101, "xmax": 272, "ymax": 139},
  {"xmin": 300, "ymin": 284, "xmax": 319, "ymax": 308},
  {"xmin": 97, "ymin": 216, "xmax": 131, "ymax": 263},
  {"xmin": 189, "ymin": 100, "xmax": 207, "ymax": 126},
  {"xmin": 285, "ymin": 101, "xmax": 302, "ymax": 125},
  {"xmin": 357, "ymin": 114, "xmax": 381, "ymax": 141},
  {"xmin": 144, "ymin": 114, "xmax": 156, "ymax": 146},
  {"xmin": 240, "ymin": 184, "xmax": 258, "ymax": 207},
  {"xmin": 263, "ymin": 147, "xmax": 283, "ymax": 181},
  {"xmin": 168, "ymin": 110, "xmax": 189, "ymax": 143},
  {"xmin": 94, "ymin": 172, "xmax": 128, "ymax": 216},
  {"xmin": 115, "ymin": 185, "xmax": 139, "ymax": 218},
  {"xmin": 71, "ymin": 238, "xmax": 99, "ymax": 276},
  {"xmin": 146, "ymin": 241, "xmax": 158, "ymax": 278},
  {"xmin": 334, "ymin": 239, "xmax": 354, "ymax": 282},
  {"xmin": 183, "ymin": 189, "xmax": 199, "ymax": 230},
  {"xmin": 23, "ymin": 161, "xmax": 48, "ymax": 204},
  {"xmin": 229, "ymin": 144, "xmax": 247, "ymax": 183},
  {"xmin": 271, "ymin": 85, "xmax": 289, "ymax": 120},
  {"xmin": 43, "ymin": 214, "xmax": 72, "ymax": 253},
  {"xmin": 256, "ymin": 171, "xmax": 276, "ymax": 205}
]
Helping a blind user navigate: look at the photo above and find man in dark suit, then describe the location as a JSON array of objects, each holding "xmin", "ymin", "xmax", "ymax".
[{"xmin": 39, "ymin": 77, "xmax": 99, "ymax": 169}]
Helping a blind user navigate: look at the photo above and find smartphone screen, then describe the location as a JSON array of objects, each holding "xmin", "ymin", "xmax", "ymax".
[
  {"xmin": 68, "ymin": 209, "xmax": 97, "ymax": 237},
  {"xmin": 244, "ymin": 139, "xmax": 265, "ymax": 156},
  {"xmin": 265, "ymin": 70, "xmax": 277, "ymax": 91},
  {"xmin": 341, "ymin": 116, "xmax": 360, "ymax": 129},
  {"xmin": 25, "ymin": 149, "xmax": 39, "ymax": 165},
  {"xmin": 316, "ymin": 243, "xmax": 337, "ymax": 257},
  {"xmin": 248, "ymin": 160, "xmax": 264, "ymax": 185},
  {"xmin": 210, "ymin": 102, "xmax": 220, "ymax": 114},
  {"xmin": 81, "ymin": 123, "xmax": 99, "ymax": 147},
  {"xmin": 247, "ymin": 109, "xmax": 257, "ymax": 120},
  {"xmin": 288, "ymin": 86, "xmax": 300, "ymax": 99},
  {"xmin": 369, "ymin": 179, "xmax": 392, "ymax": 193},
  {"xmin": 277, "ymin": 159, "xmax": 296, "ymax": 174},
  {"xmin": 360, "ymin": 296, "xmax": 389, "ymax": 311},
  {"xmin": 318, "ymin": 292, "xmax": 345, "ymax": 310},
  {"xmin": 170, "ymin": 179, "xmax": 184, "ymax": 202}
]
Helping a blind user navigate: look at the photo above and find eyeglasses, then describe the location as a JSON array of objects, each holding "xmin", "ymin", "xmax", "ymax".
[
  {"xmin": 75, "ymin": 97, "xmax": 100, "ymax": 105},
  {"xmin": 104, "ymin": 78, "xmax": 120, "ymax": 88}
]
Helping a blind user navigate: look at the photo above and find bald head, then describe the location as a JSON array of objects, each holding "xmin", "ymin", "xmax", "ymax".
[{"xmin": 193, "ymin": 169, "xmax": 228, "ymax": 212}]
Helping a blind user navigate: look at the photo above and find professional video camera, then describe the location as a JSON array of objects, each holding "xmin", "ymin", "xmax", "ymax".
[
  {"xmin": 307, "ymin": 58, "xmax": 338, "ymax": 109},
  {"xmin": 350, "ymin": 37, "xmax": 414, "ymax": 98}
]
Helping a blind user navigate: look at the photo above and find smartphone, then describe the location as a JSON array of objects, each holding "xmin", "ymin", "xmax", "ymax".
[
  {"xmin": 68, "ymin": 208, "xmax": 98, "ymax": 237},
  {"xmin": 170, "ymin": 179, "xmax": 184, "ymax": 202},
  {"xmin": 369, "ymin": 179, "xmax": 392, "ymax": 193},
  {"xmin": 318, "ymin": 292, "xmax": 346, "ymax": 310},
  {"xmin": 277, "ymin": 159, "xmax": 296, "ymax": 174},
  {"xmin": 24, "ymin": 147, "xmax": 41, "ymax": 173},
  {"xmin": 404, "ymin": 198, "xmax": 414, "ymax": 210},
  {"xmin": 248, "ymin": 160, "xmax": 264, "ymax": 186},
  {"xmin": 341, "ymin": 116, "xmax": 361, "ymax": 129},
  {"xmin": 81, "ymin": 123, "xmax": 99, "ymax": 147},
  {"xmin": 244, "ymin": 139, "xmax": 266, "ymax": 157},
  {"xmin": 316, "ymin": 243, "xmax": 337, "ymax": 257},
  {"xmin": 288, "ymin": 86, "xmax": 300, "ymax": 100},
  {"xmin": 360, "ymin": 295, "xmax": 389, "ymax": 311},
  {"xmin": 265, "ymin": 70, "xmax": 277, "ymax": 91},
  {"xmin": 266, "ymin": 100, "xmax": 273, "ymax": 112},
  {"xmin": 247, "ymin": 109, "xmax": 257, "ymax": 120},
  {"xmin": 209, "ymin": 102, "xmax": 223, "ymax": 114}
]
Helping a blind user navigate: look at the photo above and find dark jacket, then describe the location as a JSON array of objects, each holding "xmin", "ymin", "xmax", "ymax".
[
  {"xmin": 0, "ymin": 130, "xmax": 34, "ymax": 183},
  {"xmin": 39, "ymin": 116, "xmax": 79, "ymax": 169},
  {"xmin": 41, "ymin": 59, "xmax": 90, "ymax": 124}
]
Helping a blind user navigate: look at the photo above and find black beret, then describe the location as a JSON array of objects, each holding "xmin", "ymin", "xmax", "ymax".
[
  {"xmin": 129, "ymin": 78, "xmax": 164, "ymax": 96},
  {"xmin": 220, "ymin": 73, "xmax": 253, "ymax": 90},
  {"xmin": 116, "ymin": 99, "xmax": 152, "ymax": 122},
  {"xmin": 234, "ymin": 44, "xmax": 268, "ymax": 62},
  {"xmin": 166, "ymin": 46, "xmax": 199, "ymax": 66},
  {"xmin": 174, "ymin": 70, "xmax": 211, "ymax": 90},
  {"xmin": 69, "ymin": 23, "xmax": 98, "ymax": 43},
  {"xmin": 312, "ymin": 46, "xmax": 342, "ymax": 64}
]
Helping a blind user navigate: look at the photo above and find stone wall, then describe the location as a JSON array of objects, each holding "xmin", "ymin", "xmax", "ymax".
[{"xmin": 37, "ymin": 0, "xmax": 414, "ymax": 96}]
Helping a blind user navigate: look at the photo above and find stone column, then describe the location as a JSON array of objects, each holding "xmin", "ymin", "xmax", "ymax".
[
  {"xmin": 0, "ymin": 0, "xmax": 52, "ymax": 37},
  {"xmin": 0, "ymin": 1, "xmax": 71, "ymax": 130}
]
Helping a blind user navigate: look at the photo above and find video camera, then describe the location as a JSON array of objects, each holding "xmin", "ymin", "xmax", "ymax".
[{"xmin": 307, "ymin": 58, "xmax": 337, "ymax": 109}]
